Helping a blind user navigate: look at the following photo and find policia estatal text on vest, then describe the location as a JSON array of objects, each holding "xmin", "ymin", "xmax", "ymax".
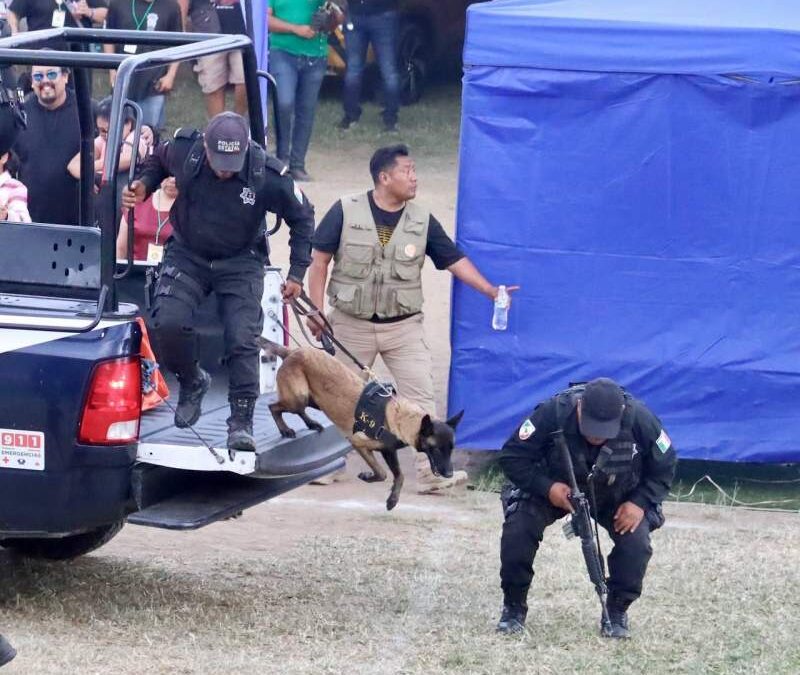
[
  {"xmin": 495, "ymin": 378, "xmax": 677, "ymax": 638},
  {"xmin": 307, "ymin": 144, "xmax": 518, "ymax": 492},
  {"xmin": 123, "ymin": 112, "xmax": 314, "ymax": 452}
]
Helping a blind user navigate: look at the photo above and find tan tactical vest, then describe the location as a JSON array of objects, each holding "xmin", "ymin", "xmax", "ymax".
[{"xmin": 328, "ymin": 192, "xmax": 429, "ymax": 319}]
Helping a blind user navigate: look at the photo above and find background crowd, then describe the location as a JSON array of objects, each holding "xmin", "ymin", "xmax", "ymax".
[{"xmin": 0, "ymin": 0, "xmax": 408, "ymax": 225}]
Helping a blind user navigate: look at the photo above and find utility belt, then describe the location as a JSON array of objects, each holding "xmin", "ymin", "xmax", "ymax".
[
  {"xmin": 144, "ymin": 234, "xmax": 265, "ymax": 311},
  {"xmin": 169, "ymin": 231, "xmax": 268, "ymax": 267},
  {"xmin": 500, "ymin": 483, "xmax": 532, "ymax": 518},
  {"xmin": 500, "ymin": 481, "xmax": 666, "ymax": 531},
  {"xmin": 367, "ymin": 311, "xmax": 419, "ymax": 324}
]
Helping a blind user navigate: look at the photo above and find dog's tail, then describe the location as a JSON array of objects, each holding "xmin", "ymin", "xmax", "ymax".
[{"xmin": 256, "ymin": 336, "xmax": 291, "ymax": 359}]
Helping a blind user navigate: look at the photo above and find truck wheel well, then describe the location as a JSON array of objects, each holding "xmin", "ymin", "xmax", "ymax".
[{"xmin": 0, "ymin": 520, "xmax": 124, "ymax": 561}]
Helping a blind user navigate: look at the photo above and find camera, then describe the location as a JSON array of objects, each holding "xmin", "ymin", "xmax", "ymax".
[{"xmin": 310, "ymin": 1, "xmax": 346, "ymax": 34}]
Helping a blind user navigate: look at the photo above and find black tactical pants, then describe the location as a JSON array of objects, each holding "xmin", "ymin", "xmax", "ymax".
[
  {"xmin": 149, "ymin": 239, "xmax": 266, "ymax": 399},
  {"xmin": 500, "ymin": 496, "xmax": 655, "ymax": 608}
]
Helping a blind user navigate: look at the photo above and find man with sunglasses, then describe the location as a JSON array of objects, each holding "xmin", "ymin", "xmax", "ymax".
[{"xmin": 14, "ymin": 64, "xmax": 81, "ymax": 225}]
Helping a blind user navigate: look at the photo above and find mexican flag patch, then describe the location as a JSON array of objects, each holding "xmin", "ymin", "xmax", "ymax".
[
  {"xmin": 655, "ymin": 430, "xmax": 671, "ymax": 453},
  {"xmin": 519, "ymin": 419, "xmax": 535, "ymax": 440}
]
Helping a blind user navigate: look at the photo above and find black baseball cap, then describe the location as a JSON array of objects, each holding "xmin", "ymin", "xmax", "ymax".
[
  {"xmin": 205, "ymin": 112, "xmax": 249, "ymax": 173},
  {"xmin": 578, "ymin": 378, "xmax": 625, "ymax": 439}
]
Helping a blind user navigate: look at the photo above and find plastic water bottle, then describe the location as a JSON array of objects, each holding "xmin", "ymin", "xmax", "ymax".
[{"xmin": 492, "ymin": 285, "xmax": 509, "ymax": 331}]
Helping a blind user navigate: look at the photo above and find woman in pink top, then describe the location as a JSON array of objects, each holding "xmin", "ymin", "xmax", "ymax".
[
  {"xmin": 116, "ymin": 176, "xmax": 176, "ymax": 262},
  {"xmin": 0, "ymin": 150, "xmax": 31, "ymax": 223}
]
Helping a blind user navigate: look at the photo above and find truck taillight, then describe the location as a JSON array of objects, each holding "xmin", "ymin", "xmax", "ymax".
[
  {"xmin": 283, "ymin": 303, "xmax": 290, "ymax": 348},
  {"xmin": 78, "ymin": 356, "xmax": 141, "ymax": 445}
]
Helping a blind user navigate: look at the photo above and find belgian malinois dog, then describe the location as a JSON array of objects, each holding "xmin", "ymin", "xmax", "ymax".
[{"xmin": 257, "ymin": 338, "xmax": 464, "ymax": 510}]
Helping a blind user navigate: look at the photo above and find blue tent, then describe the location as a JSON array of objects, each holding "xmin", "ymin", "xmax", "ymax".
[{"xmin": 448, "ymin": 0, "xmax": 800, "ymax": 463}]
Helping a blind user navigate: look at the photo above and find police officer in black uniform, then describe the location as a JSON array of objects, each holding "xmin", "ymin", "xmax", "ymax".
[
  {"xmin": 123, "ymin": 112, "xmax": 314, "ymax": 452},
  {"xmin": 495, "ymin": 378, "xmax": 677, "ymax": 638}
]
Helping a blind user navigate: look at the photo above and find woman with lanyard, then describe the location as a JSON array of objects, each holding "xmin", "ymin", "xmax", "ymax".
[{"xmin": 116, "ymin": 175, "xmax": 175, "ymax": 262}]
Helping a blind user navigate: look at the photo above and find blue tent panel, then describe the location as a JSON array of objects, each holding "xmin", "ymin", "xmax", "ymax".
[{"xmin": 449, "ymin": 1, "xmax": 800, "ymax": 462}]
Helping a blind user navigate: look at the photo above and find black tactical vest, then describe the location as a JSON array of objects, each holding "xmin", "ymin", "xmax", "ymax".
[{"xmin": 555, "ymin": 384, "xmax": 642, "ymax": 499}]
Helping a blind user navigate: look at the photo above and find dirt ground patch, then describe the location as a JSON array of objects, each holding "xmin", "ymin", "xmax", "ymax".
[
  {"xmin": 2, "ymin": 111, "xmax": 799, "ymax": 674},
  {"xmin": 2, "ymin": 460, "xmax": 799, "ymax": 674}
]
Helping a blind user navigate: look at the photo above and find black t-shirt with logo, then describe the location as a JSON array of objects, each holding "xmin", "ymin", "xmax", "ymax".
[
  {"xmin": 313, "ymin": 190, "xmax": 465, "ymax": 270},
  {"xmin": 105, "ymin": 0, "xmax": 183, "ymax": 100},
  {"xmin": 9, "ymin": 0, "xmax": 107, "ymax": 31},
  {"xmin": 15, "ymin": 90, "xmax": 81, "ymax": 225}
]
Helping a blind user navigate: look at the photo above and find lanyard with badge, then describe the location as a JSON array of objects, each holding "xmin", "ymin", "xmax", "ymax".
[
  {"xmin": 124, "ymin": 0, "xmax": 159, "ymax": 53},
  {"xmin": 51, "ymin": 0, "xmax": 67, "ymax": 27},
  {"xmin": 146, "ymin": 192, "xmax": 169, "ymax": 264}
]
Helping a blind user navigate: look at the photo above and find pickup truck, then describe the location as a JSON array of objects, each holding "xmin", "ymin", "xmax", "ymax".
[{"xmin": 0, "ymin": 28, "xmax": 350, "ymax": 560}]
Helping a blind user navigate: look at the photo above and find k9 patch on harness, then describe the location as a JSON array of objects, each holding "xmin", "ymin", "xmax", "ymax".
[{"xmin": 0, "ymin": 428, "xmax": 45, "ymax": 471}]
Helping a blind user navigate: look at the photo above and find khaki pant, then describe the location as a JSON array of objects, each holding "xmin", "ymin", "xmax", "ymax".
[
  {"xmin": 329, "ymin": 309, "xmax": 447, "ymax": 484},
  {"xmin": 329, "ymin": 309, "xmax": 436, "ymax": 415}
]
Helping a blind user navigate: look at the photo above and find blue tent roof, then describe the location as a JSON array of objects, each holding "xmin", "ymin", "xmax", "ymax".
[{"xmin": 465, "ymin": 0, "xmax": 800, "ymax": 75}]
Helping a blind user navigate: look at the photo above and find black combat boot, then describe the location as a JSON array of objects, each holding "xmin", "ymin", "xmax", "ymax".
[
  {"xmin": 174, "ymin": 367, "xmax": 211, "ymax": 428},
  {"xmin": 496, "ymin": 603, "xmax": 528, "ymax": 635},
  {"xmin": 227, "ymin": 397, "xmax": 257, "ymax": 452},
  {"xmin": 0, "ymin": 633, "xmax": 16, "ymax": 666},
  {"xmin": 601, "ymin": 596, "xmax": 632, "ymax": 639}
]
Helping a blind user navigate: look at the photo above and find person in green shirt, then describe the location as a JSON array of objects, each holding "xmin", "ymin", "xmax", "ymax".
[{"xmin": 268, "ymin": 0, "xmax": 341, "ymax": 182}]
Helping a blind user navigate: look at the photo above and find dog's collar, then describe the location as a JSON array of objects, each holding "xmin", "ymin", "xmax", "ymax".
[{"xmin": 353, "ymin": 381, "xmax": 402, "ymax": 447}]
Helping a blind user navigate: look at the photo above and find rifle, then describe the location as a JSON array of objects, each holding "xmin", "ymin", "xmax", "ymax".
[{"xmin": 552, "ymin": 430, "xmax": 612, "ymax": 633}]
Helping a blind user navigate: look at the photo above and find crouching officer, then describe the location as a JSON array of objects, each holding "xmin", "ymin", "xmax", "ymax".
[
  {"xmin": 496, "ymin": 378, "xmax": 676, "ymax": 638},
  {"xmin": 123, "ymin": 112, "xmax": 314, "ymax": 451}
]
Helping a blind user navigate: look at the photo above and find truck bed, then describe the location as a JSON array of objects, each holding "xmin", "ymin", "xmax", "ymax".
[
  {"xmin": 131, "ymin": 374, "xmax": 352, "ymax": 530},
  {"xmin": 139, "ymin": 373, "xmax": 351, "ymax": 476}
]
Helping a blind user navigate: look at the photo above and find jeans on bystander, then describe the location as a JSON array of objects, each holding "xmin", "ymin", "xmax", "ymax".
[{"xmin": 268, "ymin": 48, "xmax": 327, "ymax": 174}]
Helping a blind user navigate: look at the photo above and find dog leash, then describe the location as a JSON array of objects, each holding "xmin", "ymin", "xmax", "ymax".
[
  {"xmin": 150, "ymin": 387, "xmax": 226, "ymax": 464},
  {"xmin": 268, "ymin": 287, "xmax": 394, "ymax": 398}
]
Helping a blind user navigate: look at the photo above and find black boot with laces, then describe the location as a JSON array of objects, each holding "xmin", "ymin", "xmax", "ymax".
[
  {"xmin": 601, "ymin": 597, "xmax": 632, "ymax": 639},
  {"xmin": 496, "ymin": 603, "xmax": 527, "ymax": 635},
  {"xmin": 174, "ymin": 367, "xmax": 211, "ymax": 428},
  {"xmin": 227, "ymin": 397, "xmax": 257, "ymax": 452}
]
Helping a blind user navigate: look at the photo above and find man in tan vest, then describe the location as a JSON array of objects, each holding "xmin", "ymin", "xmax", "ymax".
[{"xmin": 307, "ymin": 144, "xmax": 517, "ymax": 492}]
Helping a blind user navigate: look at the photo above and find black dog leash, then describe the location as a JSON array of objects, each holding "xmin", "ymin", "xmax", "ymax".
[
  {"xmin": 289, "ymin": 292, "xmax": 369, "ymax": 372},
  {"xmin": 277, "ymin": 292, "xmax": 394, "ymax": 398}
]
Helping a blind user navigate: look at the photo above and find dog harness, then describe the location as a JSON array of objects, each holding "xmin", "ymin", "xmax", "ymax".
[{"xmin": 352, "ymin": 381, "xmax": 402, "ymax": 447}]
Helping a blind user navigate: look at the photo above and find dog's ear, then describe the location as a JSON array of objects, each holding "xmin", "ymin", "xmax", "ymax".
[
  {"xmin": 420, "ymin": 414, "xmax": 435, "ymax": 437},
  {"xmin": 446, "ymin": 410, "xmax": 464, "ymax": 430}
]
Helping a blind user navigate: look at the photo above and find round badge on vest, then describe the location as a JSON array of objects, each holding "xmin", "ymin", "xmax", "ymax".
[{"xmin": 404, "ymin": 243, "xmax": 416, "ymax": 257}]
